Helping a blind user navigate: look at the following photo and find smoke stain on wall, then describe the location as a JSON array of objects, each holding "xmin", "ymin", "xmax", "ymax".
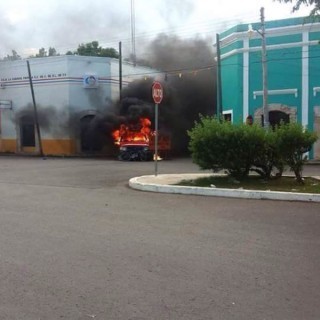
[{"xmin": 14, "ymin": 104, "xmax": 71, "ymax": 138}]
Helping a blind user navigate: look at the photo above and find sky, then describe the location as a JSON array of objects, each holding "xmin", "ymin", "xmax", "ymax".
[{"xmin": 0, "ymin": 0, "xmax": 312, "ymax": 59}]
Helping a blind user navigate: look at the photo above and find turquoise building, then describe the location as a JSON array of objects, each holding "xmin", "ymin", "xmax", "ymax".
[{"xmin": 219, "ymin": 16, "xmax": 320, "ymax": 159}]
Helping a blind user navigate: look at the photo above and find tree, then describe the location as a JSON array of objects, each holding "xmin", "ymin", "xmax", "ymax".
[
  {"xmin": 28, "ymin": 47, "xmax": 59, "ymax": 58},
  {"xmin": 48, "ymin": 47, "xmax": 58, "ymax": 56},
  {"xmin": 2, "ymin": 50, "xmax": 21, "ymax": 61},
  {"xmin": 275, "ymin": 0, "xmax": 320, "ymax": 15},
  {"xmin": 36, "ymin": 48, "xmax": 47, "ymax": 57},
  {"xmin": 73, "ymin": 41, "xmax": 119, "ymax": 58}
]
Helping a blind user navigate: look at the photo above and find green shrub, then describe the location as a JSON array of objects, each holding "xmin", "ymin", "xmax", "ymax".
[
  {"xmin": 251, "ymin": 128, "xmax": 284, "ymax": 179},
  {"xmin": 188, "ymin": 117, "xmax": 318, "ymax": 182},
  {"xmin": 187, "ymin": 116, "xmax": 229, "ymax": 172},
  {"xmin": 188, "ymin": 117, "xmax": 261, "ymax": 179},
  {"xmin": 276, "ymin": 122, "xmax": 318, "ymax": 183}
]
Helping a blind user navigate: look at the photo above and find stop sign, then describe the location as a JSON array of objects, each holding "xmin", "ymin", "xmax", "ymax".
[{"xmin": 152, "ymin": 81, "xmax": 163, "ymax": 104}]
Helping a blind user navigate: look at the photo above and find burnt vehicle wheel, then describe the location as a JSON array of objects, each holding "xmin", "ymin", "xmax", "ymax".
[
  {"xmin": 139, "ymin": 150, "xmax": 153, "ymax": 161},
  {"xmin": 129, "ymin": 152, "xmax": 140, "ymax": 161},
  {"xmin": 119, "ymin": 151, "xmax": 131, "ymax": 161}
]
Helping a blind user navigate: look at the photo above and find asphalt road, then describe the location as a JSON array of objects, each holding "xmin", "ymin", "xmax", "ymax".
[{"xmin": 0, "ymin": 156, "xmax": 319, "ymax": 320}]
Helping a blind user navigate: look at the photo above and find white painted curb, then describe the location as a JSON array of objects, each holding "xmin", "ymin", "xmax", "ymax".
[{"xmin": 129, "ymin": 174, "xmax": 320, "ymax": 202}]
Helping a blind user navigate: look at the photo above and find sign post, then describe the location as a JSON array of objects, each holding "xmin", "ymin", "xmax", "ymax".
[{"xmin": 152, "ymin": 81, "xmax": 163, "ymax": 176}]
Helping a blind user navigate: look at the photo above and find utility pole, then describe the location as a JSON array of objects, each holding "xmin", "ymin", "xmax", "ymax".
[
  {"xmin": 131, "ymin": 0, "xmax": 136, "ymax": 66},
  {"xmin": 216, "ymin": 33, "xmax": 222, "ymax": 119},
  {"xmin": 119, "ymin": 41, "xmax": 122, "ymax": 100},
  {"xmin": 260, "ymin": 7, "xmax": 269, "ymax": 128},
  {"xmin": 27, "ymin": 60, "xmax": 44, "ymax": 157}
]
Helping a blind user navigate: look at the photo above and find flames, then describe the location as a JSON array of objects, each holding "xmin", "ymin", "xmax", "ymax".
[
  {"xmin": 112, "ymin": 117, "xmax": 153, "ymax": 146},
  {"xmin": 112, "ymin": 117, "xmax": 171, "ymax": 162}
]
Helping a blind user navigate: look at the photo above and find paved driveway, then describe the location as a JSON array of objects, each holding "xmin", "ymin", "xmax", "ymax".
[{"xmin": 0, "ymin": 156, "xmax": 319, "ymax": 320}]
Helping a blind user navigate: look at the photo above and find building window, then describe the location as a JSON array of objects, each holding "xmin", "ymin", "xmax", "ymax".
[
  {"xmin": 223, "ymin": 110, "xmax": 233, "ymax": 122},
  {"xmin": 224, "ymin": 113, "xmax": 232, "ymax": 121}
]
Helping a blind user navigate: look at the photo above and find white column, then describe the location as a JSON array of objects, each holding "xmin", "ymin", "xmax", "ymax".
[
  {"xmin": 302, "ymin": 31, "xmax": 309, "ymax": 127},
  {"xmin": 243, "ymin": 38, "xmax": 249, "ymax": 122}
]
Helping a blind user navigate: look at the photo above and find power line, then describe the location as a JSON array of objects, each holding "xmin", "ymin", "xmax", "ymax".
[
  {"xmin": 1, "ymin": 12, "xmax": 264, "ymax": 58},
  {"xmin": 2, "ymin": 51, "xmax": 320, "ymax": 79}
]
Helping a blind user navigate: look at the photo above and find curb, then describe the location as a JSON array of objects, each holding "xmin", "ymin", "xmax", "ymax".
[{"xmin": 129, "ymin": 174, "xmax": 320, "ymax": 203}]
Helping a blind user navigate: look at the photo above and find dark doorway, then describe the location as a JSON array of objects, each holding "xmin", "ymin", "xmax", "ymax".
[
  {"xmin": 261, "ymin": 111, "xmax": 290, "ymax": 129},
  {"xmin": 80, "ymin": 115, "xmax": 104, "ymax": 153},
  {"xmin": 21, "ymin": 116, "xmax": 35, "ymax": 147},
  {"xmin": 269, "ymin": 111, "xmax": 290, "ymax": 128}
]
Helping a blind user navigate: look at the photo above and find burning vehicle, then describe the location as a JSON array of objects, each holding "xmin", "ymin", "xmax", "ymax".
[
  {"xmin": 112, "ymin": 117, "xmax": 171, "ymax": 161},
  {"xmin": 112, "ymin": 117, "xmax": 153, "ymax": 161}
]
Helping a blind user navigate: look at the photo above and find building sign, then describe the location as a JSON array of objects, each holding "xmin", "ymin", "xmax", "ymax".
[
  {"xmin": 1, "ymin": 73, "xmax": 67, "ymax": 82},
  {"xmin": 0, "ymin": 100, "xmax": 12, "ymax": 109},
  {"xmin": 83, "ymin": 74, "xmax": 99, "ymax": 88}
]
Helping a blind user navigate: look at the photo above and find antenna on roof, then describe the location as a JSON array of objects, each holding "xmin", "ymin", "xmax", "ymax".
[{"xmin": 131, "ymin": 0, "xmax": 136, "ymax": 66}]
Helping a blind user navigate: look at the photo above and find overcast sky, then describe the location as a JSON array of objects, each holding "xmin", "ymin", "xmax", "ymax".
[{"xmin": 0, "ymin": 0, "xmax": 311, "ymax": 58}]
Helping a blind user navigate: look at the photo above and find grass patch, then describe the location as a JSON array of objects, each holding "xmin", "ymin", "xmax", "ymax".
[{"xmin": 176, "ymin": 175, "xmax": 320, "ymax": 194}]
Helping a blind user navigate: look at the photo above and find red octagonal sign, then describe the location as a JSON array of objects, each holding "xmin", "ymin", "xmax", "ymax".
[{"xmin": 152, "ymin": 81, "xmax": 163, "ymax": 104}]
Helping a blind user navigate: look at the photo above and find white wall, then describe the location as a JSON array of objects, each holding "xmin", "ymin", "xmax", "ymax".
[{"xmin": 0, "ymin": 55, "xmax": 158, "ymax": 152}]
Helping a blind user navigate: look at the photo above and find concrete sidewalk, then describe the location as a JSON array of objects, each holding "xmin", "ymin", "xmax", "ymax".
[{"xmin": 129, "ymin": 173, "xmax": 320, "ymax": 203}]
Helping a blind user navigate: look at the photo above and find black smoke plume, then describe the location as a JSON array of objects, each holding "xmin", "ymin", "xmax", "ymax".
[{"xmin": 88, "ymin": 34, "xmax": 216, "ymax": 156}]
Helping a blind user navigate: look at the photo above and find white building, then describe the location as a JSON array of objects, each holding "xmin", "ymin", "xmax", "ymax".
[{"xmin": 0, "ymin": 55, "xmax": 155, "ymax": 155}]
